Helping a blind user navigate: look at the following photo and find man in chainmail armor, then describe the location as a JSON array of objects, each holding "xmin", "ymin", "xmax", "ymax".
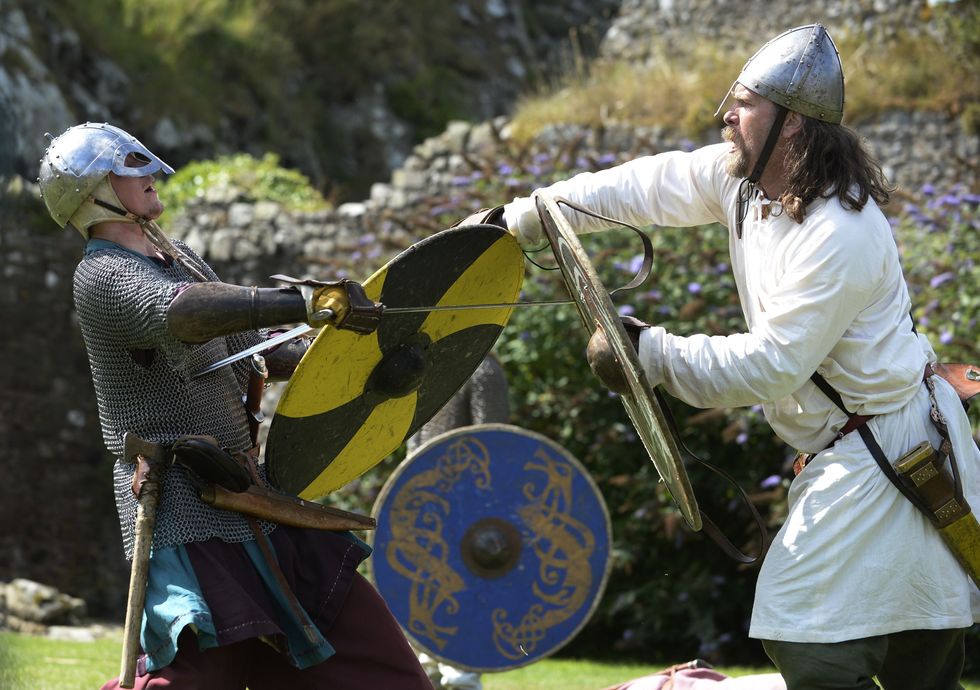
[{"xmin": 39, "ymin": 122, "xmax": 432, "ymax": 689}]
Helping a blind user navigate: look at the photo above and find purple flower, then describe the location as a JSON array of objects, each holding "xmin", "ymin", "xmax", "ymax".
[
  {"xmin": 598, "ymin": 153, "xmax": 617, "ymax": 165},
  {"xmin": 619, "ymin": 304, "xmax": 636, "ymax": 316},
  {"xmin": 450, "ymin": 176, "xmax": 471, "ymax": 187},
  {"xmin": 504, "ymin": 177, "xmax": 522, "ymax": 188},
  {"xmin": 929, "ymin": 272, "xmax": 954, "ymax": 288},
  {"xmin": 735, "ymin": 431, "xmax": 748, "ymax": 445},
  {"xmin": 940, "ymin": 329, "xmax": 954, "ymax": 345},
  {"xmin": 687, "ymin": 282, "xmax": 702, "ymax": 294},
  {"xmin": 628, "ymin": 254, "xmax": 645, "ymax": 274},
  {"xmin": 497, "ymin": 163, "xmax": 514, "ymax": 175},
  {"xmin": 921, "ymin": 184, "xmax": 936, "ymax": 196},
  {"xmin": 760, "ymin": 474, "xmax": 781, "ymax": 489}
]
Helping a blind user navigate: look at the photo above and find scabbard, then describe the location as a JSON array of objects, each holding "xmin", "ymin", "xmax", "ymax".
[
  {"xmin": 896, "ymin": 441, "xmax": 980, "ymax": 588},
  {"xmin": 199, "ymin": 483, "xmax": 376, "ymax": 532}
]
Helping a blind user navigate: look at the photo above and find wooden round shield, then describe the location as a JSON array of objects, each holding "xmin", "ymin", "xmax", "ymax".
[
  {"xmin": 266, "ymin": 226, "xmax": 524, "ymax": 499},
  {"xmin": 371, "ymin": 423, "xmax": 613, "ymax": 673},
  {"xmin": 533, "ymin": 192, "xmax": 701, "ymax": 530}
]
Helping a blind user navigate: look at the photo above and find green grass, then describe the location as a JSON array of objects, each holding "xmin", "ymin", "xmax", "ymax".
[
  {"xmin": 0, "ymin": 631, "xmax": 126, "ymax": 690},
  {"xmin": 2, "ymin": 632, "xmax": 979, "ymax": 690}
]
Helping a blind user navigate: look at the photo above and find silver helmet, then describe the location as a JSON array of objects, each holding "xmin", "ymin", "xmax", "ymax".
[
  {"xmin": 38, "ymin": 122, "xmax": 174, "ymax": 229},
  {"xmin": 716, "ymin": 24, "xmax": 844, "ymax": 124}
]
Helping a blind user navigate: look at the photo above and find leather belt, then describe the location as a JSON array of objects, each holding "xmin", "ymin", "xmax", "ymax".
[{"xmin": 793, "ymin": 361, "xmax": 945, "ymax": 477}]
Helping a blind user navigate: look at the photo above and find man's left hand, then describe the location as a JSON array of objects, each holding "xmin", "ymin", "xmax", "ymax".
[{"xmin": 452, "ymin": 205, "xmax": 506, "ymax": 229}]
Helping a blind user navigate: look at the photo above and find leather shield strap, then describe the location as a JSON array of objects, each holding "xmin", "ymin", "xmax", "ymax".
[{"xmin": 655, "ymin": 388, "xmax": 769, "ymax": 565}]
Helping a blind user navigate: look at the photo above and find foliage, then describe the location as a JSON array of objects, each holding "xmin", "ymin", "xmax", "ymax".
[
  {"xmin": 510, "ymin": 46, "xmax": 735, "ymax": 142},
  {"xmin": 47, "ymin": 0, "xmax": 484, "ymax": 195},
  {"xmin": 511, "ymin": 23, "xmax": 980, "ymax": 142},
  {"xmin": 156, "ymin": 152, "xmax": 329, "ymax": 215},
  {"xmin": 893, "ymin": 184, "xmax": 980, "ymax": 363}
]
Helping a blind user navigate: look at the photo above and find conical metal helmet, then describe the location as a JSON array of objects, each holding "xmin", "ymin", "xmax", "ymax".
[
  {"xmin": 717, "ymin": 24, "xmax": 844, "ymax": 124},
  {"xmin": 38, "ymin": 122, "xmax": 173, "ymax": 228}
]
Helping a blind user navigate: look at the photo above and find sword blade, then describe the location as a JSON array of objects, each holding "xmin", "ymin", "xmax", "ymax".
[
  {"xmin": 381, "ymin": 298, "xmax": 573, "ymax": 314},
  {"xmin": 192, "ymin": 323, "xmax": 315, "ymax": 379},
  {"xmin": 191, "ymin": 299, "xmax": 572, "ymax": 378}
]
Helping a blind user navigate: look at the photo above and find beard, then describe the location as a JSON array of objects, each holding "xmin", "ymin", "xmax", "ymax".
[{"xmin": 722, "ymin": 125, "xmax": 750, "ymax": 178}]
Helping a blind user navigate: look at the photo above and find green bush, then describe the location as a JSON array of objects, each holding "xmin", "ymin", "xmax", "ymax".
[{"xmin": 156, "ymin": 153, "xmax": 329, "ymax": 215}]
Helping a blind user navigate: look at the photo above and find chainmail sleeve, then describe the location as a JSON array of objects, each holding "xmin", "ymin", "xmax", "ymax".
[{"xmin": 74, "ymin": 240, "xmax": 274, "ymax": 559}]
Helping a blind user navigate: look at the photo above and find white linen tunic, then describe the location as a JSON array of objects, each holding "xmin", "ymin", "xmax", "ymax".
[{"xmin": 503, "ymin": 142, "xmax": 980, "ymax": 643}]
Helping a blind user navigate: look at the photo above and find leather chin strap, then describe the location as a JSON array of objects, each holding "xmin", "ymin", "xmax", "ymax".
[
  {"xmin": 748, "ymin": 105, "xmax": 788, "ymax": 184},
  {"xmin": 736, "ymin": 105, "xmax": 788, "ymax": 239}
]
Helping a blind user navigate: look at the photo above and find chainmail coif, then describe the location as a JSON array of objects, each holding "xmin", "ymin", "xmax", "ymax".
[{"xmin": 74, "ymin": 239, "xmax": 274, "ymax": 559}]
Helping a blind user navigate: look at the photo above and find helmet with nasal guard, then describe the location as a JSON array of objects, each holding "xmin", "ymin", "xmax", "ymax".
[{"xmin": 717, "ymin": 24, "xmax": 844, "ymax": 124}]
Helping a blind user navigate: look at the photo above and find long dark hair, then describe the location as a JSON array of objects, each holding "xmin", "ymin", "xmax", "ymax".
[{"xmin": 779, "ymin": 118, "xmax": 894, "ymax": 223}]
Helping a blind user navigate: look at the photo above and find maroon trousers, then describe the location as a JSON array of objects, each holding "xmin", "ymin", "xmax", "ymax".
[{"xmin": 101, "ymin": 571, "xmax": 433, "ymax": 690}]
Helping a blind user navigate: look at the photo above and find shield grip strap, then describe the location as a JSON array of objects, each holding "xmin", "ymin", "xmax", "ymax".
[
  {"xmin": 552, "ymin": 196, "xmax": 654, "ymax": 295},
  {"xmin": 654, "ymin": 388, "xmax": 769, "ymax": 564}
]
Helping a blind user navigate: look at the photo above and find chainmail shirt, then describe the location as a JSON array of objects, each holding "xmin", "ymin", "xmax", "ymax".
[{"xmin": 74, "ymin": 238, "xmax": 275, "ymax": 559}]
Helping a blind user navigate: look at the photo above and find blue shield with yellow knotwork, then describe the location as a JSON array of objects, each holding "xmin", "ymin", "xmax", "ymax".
[{"xmin": 371, "ymin": 423, "xmax": 612, "ymax": 672}]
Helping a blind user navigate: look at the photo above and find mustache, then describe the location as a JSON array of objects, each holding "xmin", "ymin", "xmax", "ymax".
[{"xmin": 721, "ymin": 125, "xmax": 739, "ymax": 145}]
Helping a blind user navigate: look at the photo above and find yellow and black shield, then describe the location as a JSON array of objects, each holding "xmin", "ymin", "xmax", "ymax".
[{"xmin": 266, "ymin": 225, "xmax": 524, "ymax": 499}]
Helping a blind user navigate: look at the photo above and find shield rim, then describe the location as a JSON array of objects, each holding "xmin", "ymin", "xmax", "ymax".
[
  {"xmin": 370, "ymin": 422, "xmax": 614, "ymax": 673},
  {"xmin": 533, "ymin": 191, "xmax": 702, "ymax": 531}
]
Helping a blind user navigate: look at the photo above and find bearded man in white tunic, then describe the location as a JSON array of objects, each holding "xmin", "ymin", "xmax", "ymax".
[{"xmin": 467, "ymin": 23, "xmax": 979, "ymax": 690}]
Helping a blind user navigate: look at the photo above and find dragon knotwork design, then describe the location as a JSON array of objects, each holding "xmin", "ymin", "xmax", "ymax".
[
  {"xmin": 491, "ymin": 446, "xmax": 595, "ymax": 659},
  {"xmin": 384, "ymin": 436, "xmax": 492, "ymax": 649}
]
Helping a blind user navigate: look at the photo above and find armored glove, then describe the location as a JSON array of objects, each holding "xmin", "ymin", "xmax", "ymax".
[
  {"xmin": 272, "ymin": 275, "xmax": 383, "ymax": 333},
  {"xmin": 586, "ymin": 316, "xmax": 650, "ymax": 394},
  {"xmin": 452, "ymin": 205, "xmax": 506, "ymax": 229}
]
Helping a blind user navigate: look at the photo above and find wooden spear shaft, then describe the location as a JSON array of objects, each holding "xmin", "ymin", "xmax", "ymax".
[{"xmin": 119, "ymin": 458, "xmax": 164, "ymax": 688}]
